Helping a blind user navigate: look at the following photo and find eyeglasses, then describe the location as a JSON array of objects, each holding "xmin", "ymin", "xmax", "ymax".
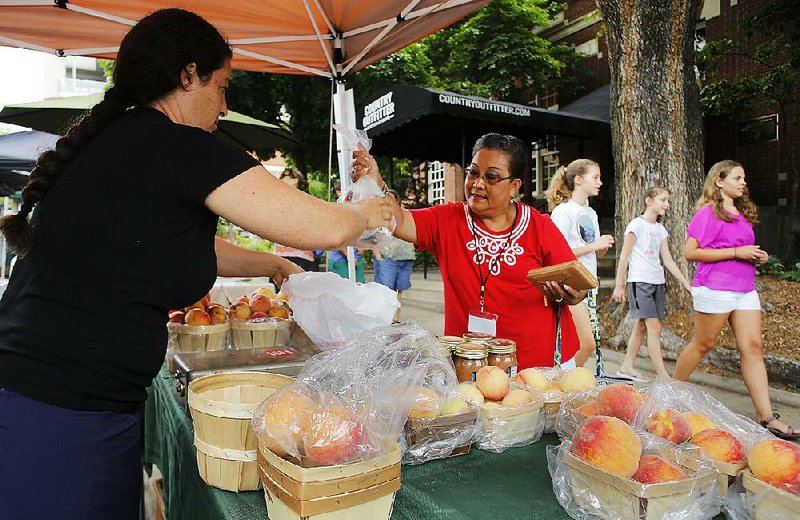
[{"xmin": 465, "ymin": 168, "xmax": 514, "ymax": 185}]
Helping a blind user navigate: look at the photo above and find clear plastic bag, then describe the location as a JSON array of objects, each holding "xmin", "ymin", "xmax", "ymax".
[
  {"xmin": 548, "ymin": 431, "xmax": 721, "ymax": 520},
  {"xmin": 334, "ymin": 124, "xmax": 396, "ymax": 253},
  {"xmin": 723, "ymin": 473, "xmax": 800, "ymax": 520},
  {"xmin": 474, "ymin": 382, "xmax": 545, "ymax": 453},
  {"xmin": 252, "ymin": 322, "xmax": 473, "ymax": 466},
  {"xmin": 281, "ymin": 271, "xmax": 399, "ymax": 350}
]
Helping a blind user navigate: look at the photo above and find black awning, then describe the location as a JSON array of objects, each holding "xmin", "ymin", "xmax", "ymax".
[
  {"xmin": 559, "ymin": 84, "xmax": 610, "ymax": 123},
  {"xmin": 357, "ymin": 85, "xmax": 609, "ymax": 164}
]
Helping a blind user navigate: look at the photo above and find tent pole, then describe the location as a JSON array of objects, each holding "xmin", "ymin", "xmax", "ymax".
[{"xmin": 333, "ymin": 80, "xmax": 357, "ymax": 283}]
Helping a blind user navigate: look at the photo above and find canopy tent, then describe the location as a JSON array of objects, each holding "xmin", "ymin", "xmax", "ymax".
[
  {"xmin": 359, "ymin": 85, "xmax": 610, "ymax": 165},
  {"xmin": 0, "ymin": 94, "xmax": 300, "ymax": 156},
  {"xmin": 0, "ymin": 129, "xmax": 59, "ymax": 170}
]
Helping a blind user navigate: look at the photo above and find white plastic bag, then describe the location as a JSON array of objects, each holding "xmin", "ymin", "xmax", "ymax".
[
  {"xmin": 281, "ymin": 272, "xmax": 399, "ymax": 350},
  {"xmin": 334, "ymin": 124, "xmax": 396, "ymax": 253}
]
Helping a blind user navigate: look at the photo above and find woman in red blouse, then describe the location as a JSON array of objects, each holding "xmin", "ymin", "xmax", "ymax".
[{"xmin": 353, "ymin": 134, "xmax": 585, "ymax": 369}]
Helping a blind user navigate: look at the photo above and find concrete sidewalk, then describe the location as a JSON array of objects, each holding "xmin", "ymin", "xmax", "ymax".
[{"xmin": 397, "ymin": 269, "xmax": 800, "ymax": 433}]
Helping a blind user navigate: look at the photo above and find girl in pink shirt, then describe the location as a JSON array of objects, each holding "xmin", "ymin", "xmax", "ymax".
[{"xmin": 674, "ymin": 160, "xmax": 798, "ymax": 439}]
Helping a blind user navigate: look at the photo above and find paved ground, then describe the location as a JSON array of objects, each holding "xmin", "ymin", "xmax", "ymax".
[{"xmin": 399, "ymin": 269, "xmax": 800, "ymax": 433}]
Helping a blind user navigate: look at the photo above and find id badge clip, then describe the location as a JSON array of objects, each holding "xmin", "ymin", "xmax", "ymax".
[{"xmin": 468, "ymin": 309, "xmax": 498, "ymax": 337}]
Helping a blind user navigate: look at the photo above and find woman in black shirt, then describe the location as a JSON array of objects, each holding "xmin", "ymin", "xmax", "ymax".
[{"xmin": 0, "ymin": 9, "xmax": 392, "ymax": 519}]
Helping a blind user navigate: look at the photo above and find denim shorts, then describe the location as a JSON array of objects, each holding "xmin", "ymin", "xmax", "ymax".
[{"xmin": 374, "ymin": 259, "xmax": 413, "ymax": 291}]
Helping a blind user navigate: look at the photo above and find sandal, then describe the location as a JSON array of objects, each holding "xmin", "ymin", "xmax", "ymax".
[
  {"xmin": 615, "ymin": 370, "xmax": 651, "ymax": 383},
  {"xmin": 760, "ymin": 413, "xmax": 800, "ymax": 440}
]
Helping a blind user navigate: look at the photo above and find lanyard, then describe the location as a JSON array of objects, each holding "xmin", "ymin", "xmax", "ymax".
[{"xmin": 467, "ymin": 203, "xmax": 518, "ymax": 312}]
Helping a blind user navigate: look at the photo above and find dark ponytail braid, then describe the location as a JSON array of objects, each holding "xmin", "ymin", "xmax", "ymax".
[{"xmin": 0, "ymin": 8, "xmax": 231, "ymax": 256}]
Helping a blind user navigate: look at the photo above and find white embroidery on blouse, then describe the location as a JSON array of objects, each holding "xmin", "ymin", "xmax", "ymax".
[{"xmin": 463, "ymin": 204, "xmax": 530, "ymax": 276}]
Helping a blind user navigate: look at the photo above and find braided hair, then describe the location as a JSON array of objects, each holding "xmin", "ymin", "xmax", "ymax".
[{"xmin": 0, "ymin": 8, "xmax": 232, "ymax": 256}]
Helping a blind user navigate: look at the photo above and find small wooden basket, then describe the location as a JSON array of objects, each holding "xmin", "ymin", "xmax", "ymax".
[
  {"xmin": 742, "ymin": 469, "xmax": 800, "ymax": 520},
  {"xmin": 230, "ymin": 319, "xmax": 292, "ymax": 349},
  {"xmin": 167, "ymin": 322, "xmax": 230, "ymax": 354},
  {"xmin": 563, "ymin": 450, "xmax": 718, "ymax": 520},
  {"xmin": 542, "ymin": 392, "xmax": 565, "ymax": 433},
  {"xmin": 188, "ymin": 371, "xmax": 294, "ymax": 492},
  {"xmin": 676, "ymin": 449, "xmax": 747, "ymax": 495},
  {"xmin": 404, "ymin": 409, "xmax": 478, "ymax": 459},
  {"xmin": 477, "ymin": 390, "xmax": 543, "ymax": 451},
  {"xmin": 258, "ymin": 442, "xmax": 401, "ymax": 520}
]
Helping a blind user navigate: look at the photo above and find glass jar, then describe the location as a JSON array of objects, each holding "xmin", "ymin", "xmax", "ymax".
[
  {"xmin": 453, "ymin": 343, "xmax": 488, "ymax": 383},
  {"xmin": 462, "ymin": 331, "xmax": 494, "ymax": 346},
  {"xmin": 438, "ymin": 335, "xmax": 463, "ymax": 354},
  {"xmin": 485, "ymin": 338, "xmax": 518, "ymax": 378}
]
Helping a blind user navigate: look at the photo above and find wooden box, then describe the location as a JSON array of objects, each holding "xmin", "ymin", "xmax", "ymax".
[
  {"xmin": 230, "ymin": 319, "xmax": 292, "ymax": 349},
  {"xmin": 476, "ymin": 391, "xmax": 543, "ymax": 451},
  {"xmin": 563, "ymin": 450, "xmax": 718, "ymax": 520},
  {"xmin": 543, "ymin": 393, "xmax": 565, "ymax": 433},
  {"xmin": 188, "ymin": 371, "xmax": 294, "ymax": 492},
  {"xmin": 676, "ymin": 449, "xmax": 747, "ymax": 495},
  {"xmin": 742, "ymin": 469, "xmax": 800, "ymax": 520},
  {"xmin": 403, "ymin": 409, "xmax": 478, "ymax": 459},
  {"xmin": 258, "ymin": 443, "xmax": 400, "ymax": 519},
  {"xmin": 167, "ymin": 322, "xmax": 229, "ymax": 353}
]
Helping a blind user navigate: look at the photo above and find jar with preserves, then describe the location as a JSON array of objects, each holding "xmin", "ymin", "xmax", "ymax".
[
  {"xmin": 485, "ymin": 338, "xmax": 518, "ymax": 378},
  {"xmin": 453, "ymin": 343, "xmax": 488, "ymax": 383},
  {"xmin": 438, "ymin": 335, "xmax": 463, "ymax": 354},
  {"xmin": 462, "ymin": 331, "xmax": 494, "ymax": 346}
]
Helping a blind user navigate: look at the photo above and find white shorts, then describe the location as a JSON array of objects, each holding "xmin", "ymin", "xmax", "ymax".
[{"xmin": 692, "ymin": 286, "xmax": 761, "ymax": 314}]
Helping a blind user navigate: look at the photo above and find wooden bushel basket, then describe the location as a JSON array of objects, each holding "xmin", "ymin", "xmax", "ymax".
[
  {"xmin": 675, "ymin": 448, "xmax": 747, "ymax": 496},
  {"xmin": 742, "ymin": 469, "xmax": 800, "ymax": 520},
  {"xmin": 230, "ymin": 319, "xmax": 292, "ymax": 349},
  {"xmin": 477, "ymin": 390, "xmax": 543, "ymax": 451},
  {"xmin": 258, "ymin": 442, "xmax": 401, "ymax": 520},
  {"xmin": 167, "ymin": 322, "xmax": 230, "ymax": 353},
  {"xmin": 563, "ymin": 450, "xmax": 718, "ymax": 520},
  {"xmin": 404, "ymin": 409, "xmax": 478, "ymax": 459},
  {"xmin": 188, "ymin": 371, "xmax": 294, "ymax": 492}
]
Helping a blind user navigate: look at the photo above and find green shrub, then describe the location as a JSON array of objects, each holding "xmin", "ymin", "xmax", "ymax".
[
  {"xmin": 758, "ymin": 255, "xmax": 785, "ymax": 275},
  {"xmin": 780, "ymin": 263, "xmax": 800, "ymax": 283}
]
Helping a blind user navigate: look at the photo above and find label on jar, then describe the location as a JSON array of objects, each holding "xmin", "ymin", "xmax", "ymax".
[
  {"xmin": 508, "ymin": 365, "xmax": 518, "ymax": 378},
  {"xmin": 471, "ymin": 371, "xmax": 478, "ymax": 382}
]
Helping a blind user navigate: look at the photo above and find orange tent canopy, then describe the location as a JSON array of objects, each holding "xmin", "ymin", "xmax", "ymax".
[{"xmin": 0, "ymin": 0, "xmax": 491, "ymax": 77}]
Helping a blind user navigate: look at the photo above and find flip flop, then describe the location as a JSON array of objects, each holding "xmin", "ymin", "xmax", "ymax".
[
  {"xmin": 615, "ymin": 370, "xmax": 651, "ymax": 383},
  {"xmin": 760, "ymin": 413, "xmax": 800, "ymax": 440}
]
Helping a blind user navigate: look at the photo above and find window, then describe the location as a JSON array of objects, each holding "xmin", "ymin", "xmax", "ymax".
[
  {"xmin": 531, "ymin": 135, "xmax": 559, "ymax": 197},
  {"xmin": 535, "ymin": 90, "xmax": 559, "ymax": 110},
  {"xmin": 427, "ymin": 161, "xmax": 446, "ymax": 205},
  {"xmin": 738, "ymin": 114, "xmax": 779, "ymax": 145}
]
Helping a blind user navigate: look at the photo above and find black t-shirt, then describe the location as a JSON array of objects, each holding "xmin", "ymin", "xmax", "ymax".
[{"xmin": 0, "ymin": 107, "xmax": 259, "ymax": 412}]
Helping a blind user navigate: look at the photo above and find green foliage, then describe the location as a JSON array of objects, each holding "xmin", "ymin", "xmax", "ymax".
[
  {"xmin": 235, "ymin": 235, "xmax": 273, "ymax": 253},
  {"xmin": 757, "ymin": 255, "xmax": 786, "ymax": 276},
  {"xmin": 781, "ymin": 264, "xmax": 800, "ymax": 283}
]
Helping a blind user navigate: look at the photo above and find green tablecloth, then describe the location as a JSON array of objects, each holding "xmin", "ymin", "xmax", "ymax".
[{"xmin": 142, "ymin": 366, "xmax": 721, "ymax": 520}]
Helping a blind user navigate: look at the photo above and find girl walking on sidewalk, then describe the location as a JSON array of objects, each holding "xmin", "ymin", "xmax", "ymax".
[
  {"xmin": 673, "ymin": 160, "xmax": 799, "ymax": 440},
  {"xmin": 612, "ymin": 187, "xmax": 692, "ymax": 382},
  {"xmin": 547, "ymin": 159, "xmax": 615, "ymax": 368}
]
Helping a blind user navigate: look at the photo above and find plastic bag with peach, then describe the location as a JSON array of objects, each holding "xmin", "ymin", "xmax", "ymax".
[
  {"xmin": 281, "ymin": 271, "xmax": 399, "ymax": 350},
  {"xmin": 554, "ymin": 382, "xmax": 650, "ymax": 441},
  {"xmin": 632, "ymin": 380, "xmax": 771, "ymax": 456},
  {"xmin": 252, "ymin": 322, "xmax": 466, "ymax": 466},
  {"xmin": 547, "ymin": 423, "xmax": 721, "ymax": 520},
  {"xmin": 334, "ymin": 124, "xmax": 396, "ymax": 254}
]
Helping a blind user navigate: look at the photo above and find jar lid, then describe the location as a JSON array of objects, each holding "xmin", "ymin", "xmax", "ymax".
[
  {"xmin": 486, "ymin": 338, "xmax": 517, "ymax": 354},
  {"xmin": 439, "ymin": 335, "xmax": 464, "ymax": 344},
  {"xmin": 454, "ymin": 343, "xmax": 488, "ymax": 359},
  {"xmin": 463, "ymin": 332, "xmax": 494, "ymax": 340}
]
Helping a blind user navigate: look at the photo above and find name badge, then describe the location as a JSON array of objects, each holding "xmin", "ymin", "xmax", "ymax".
[{"xmin": 467, "ymin": 309, "xmax": 498, "ymax": 337}]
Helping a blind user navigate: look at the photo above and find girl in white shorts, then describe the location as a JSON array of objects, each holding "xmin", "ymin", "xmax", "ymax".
[{"xmin": 674, "ymin": 160, "xmax": 798, "ymax": 440}]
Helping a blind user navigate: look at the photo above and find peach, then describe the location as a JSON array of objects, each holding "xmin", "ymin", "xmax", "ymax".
[
  {"xmin": 440, "ymin": 397, "xmax": 471, "ymax": 416},
  {"xmin": 632, "ymin": 454, "xmax": 687, "ymax": 483},
  {"xmin": 230, "ymin": 301, "xmax": 251, "ymax": 321},
  {"xmin": 577, "ymin": 401, "xmax": 598, "ymax": 417},
  {"xmin": 595, "ymin": 383, "xmax": 643, "ymax": 424},
  {"xmin": 207, "ymin": 304, "xmax": 227, "ymax": 324},
  {"xmin": 748, "ymin": 439, "xmax": 800, "ymax": 493},
  {"xmin": 256, "ymin": 287, "xmax": 276, "ymax": 298},
  {"xmin": 476, "ymin": 366, "xmax": 510, "ymax": 400},
  {"xmin": 409, "ymin": 388, "xmax": 440, "ymax": 419},
  {"xmin": 250, "ymin": 293, "xmax": 271, "ymax": 312},
  {"xmin": 168, "ymin": 310, "xmax": 185, "ymax": 324},
  {"xmin": 513, "ymin": 368, "xmax": 549, "ymax": 392},
  {"xmin": 681, "ymin": 412, "xmax": 717, "ymax": 437},
  {"xmin": 276, "ymin": 292, "xmax": 289, "ymax": 302},
  {"xmin": 647, "ymin": 409, "xmax": 692, "ymax": 444},
  {"xmin": 185, "ymin": 299, "xmax": 205, "ymax": 312},
  {"xmin": 185, "ymin": 308, "xmax": 211, "ymax": 326},
  {"xmin": 455, "ymin": 383, "xmax": 485, "ymax": 405},
  {"xmin": 259, "ymin": 390, "xmax": 318, "ymax": 457},
  {"xmin": 250, "ymin": 311, "xmax": 269, "ymax": 321},
  {"xmin": 690, "ymin": 429, "xmax": 746, "ymax": 463},
  {"xmin": 560, "ymin": 367, "xmax": 597, "ymax": 393},
  {"xmin": 501, "ymin": 388, "xmax": 534, "ymax": 407},
  {"xmin": 546, "ymin": 381, "xmax": 564, "ymax": 393},
  {"xmin": 303, "ymin": 405, "xmax": 365, "ymax": 466},
  {"xmin": 573, "ymin": 416, "xmax": 643, "ymax": 478},
  {"xmin": 236, "ymin": 295, "xmax": 249, "ymax": 304},
  {"xmin": 267, "ymin": 302, "xmax": 290, "ymax": 319}
]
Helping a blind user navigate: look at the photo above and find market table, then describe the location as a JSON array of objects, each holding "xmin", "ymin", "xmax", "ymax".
[{"xmin": 142, "ymin": 366, "xmax": 724, "ymax": 520}]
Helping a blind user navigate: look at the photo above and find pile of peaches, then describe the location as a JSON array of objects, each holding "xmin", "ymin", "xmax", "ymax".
[
  {"xmin": 570, "ymin": 383, "xmax": 800, "ymax": 493},
  {"xmin": 514, "ymin": 366, "xmax": 597, "ymax": 395},
  {"xmin": 168, "ymin": 293, "xmax": 227, "ymax": 326},
  {"xmin": 229, "ymin": 288, "xmax": 290, "ymax": 322},
  {"xmin": 453, "ymin": 366, "xmax": 540, "ymax": 408}
]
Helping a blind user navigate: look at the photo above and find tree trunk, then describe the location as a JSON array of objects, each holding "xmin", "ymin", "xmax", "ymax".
[{"xmin": 597, "ymin": 0, "xmax": 705, "ymax": 312}]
